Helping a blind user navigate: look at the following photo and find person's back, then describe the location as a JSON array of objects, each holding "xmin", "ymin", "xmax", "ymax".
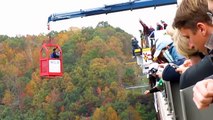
[
  {"xmin": 148, "ymin": 27, "xmax": 155, "ymax": 38},
  {"xmin": 131, "ymin": 38, "xmax": 140, "ymax": 49}
]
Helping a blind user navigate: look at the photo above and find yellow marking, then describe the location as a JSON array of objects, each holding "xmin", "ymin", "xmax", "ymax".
[
  {"xmin": 142, "ymin": 48, "xmax": 151, "ymax": 52},
  {"xmin": 134, "ymin": 49, "xmax": 141, "ymax": 53}
]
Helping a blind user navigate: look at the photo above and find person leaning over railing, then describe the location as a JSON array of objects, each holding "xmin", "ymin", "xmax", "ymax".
[
  {"xmin": 173, "ymin": 0, "xmax": 213, "ymax": 109},
  {"xmin": 193, "ymin": 0, "xmax": 213, "ymax": 110},
  {"xmin": 144, "ymin": 78, "xmax": 164, "ymax": 95},
  {"xmin": 153, "ymin": 34, "xmax": 185, "ymax": 82},
  {"xmin": 144, "ymin": 63, "xmax": 164, "ymax": 95},
  {"xmin": 172, "ymin": 30, "xmax": 205, "ymax": 89}
]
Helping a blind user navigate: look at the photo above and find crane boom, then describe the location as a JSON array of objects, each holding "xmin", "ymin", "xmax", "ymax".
[{"xmin": 48, "ymin": 0, "xmax": 177, "ymax": 24}]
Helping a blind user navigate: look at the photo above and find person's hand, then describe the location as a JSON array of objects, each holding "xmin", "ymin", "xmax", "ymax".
[
  {"xmin": 193, "ymin": 79, "xmax": 213, "ymax": 109},
  {"xmin": 158, "ymin": 63, "xmax": 168, "ymax": 69},
  {"xmin": 156, "ymin": 63, "xmax": 167, "ymax": 78},
  {"xmin": 183, "ymin": 59, "xmax": 192, "ymax": 67},
  {"xmin": 176, "ymin": 59, "xmax": 192, "ymax": 74},
  {"xmin": 156, "ymin": 71, "xmax": 163, "ymax": 78},
  {"xmin": 56, "ymin": 51, "xmax": 60, "ymax": 56},
  {"xmin": 176, "ymin": 64, "xmax": 189, "ymax": 74},
  {"xmin": 144, "ymin": 90, "xmax": 150, "ymax": 95}
]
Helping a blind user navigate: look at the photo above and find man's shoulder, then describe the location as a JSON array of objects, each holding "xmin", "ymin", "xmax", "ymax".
[{"xmin": 180, "ymin": 56, "xmax": 213, "ymax": 89}]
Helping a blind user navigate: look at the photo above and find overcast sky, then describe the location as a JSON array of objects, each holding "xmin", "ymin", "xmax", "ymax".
[{"xmin": 0, "ymin": 0, "xmax": 178, "ymax": 40}]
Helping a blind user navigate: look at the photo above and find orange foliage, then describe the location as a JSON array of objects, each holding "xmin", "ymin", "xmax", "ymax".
[
  {"xmin": 106, "ymin": 36, "xmax": 124, "ymax": 56},
  {"xmin": 2, "ymin": 43, "xmax": 15, "ymax": 61},
  {"xmin": 60, "ymin": 105, "xmax": 65, "ymax": 112},
  {"xmin": 62, "ymin": 73, "xmax": 74, "ymax": 92},
  {"xmin": 105, "ymin": 106, "xmax": 120, "ymax": 120},
  {"xmin": 56, "ymin": 32, "xmax": 69, "ymax": 46},
  {"xmin": 83, "ymin": 38, "xmax": 107, "ymax": 55},
  {"xmin": 96, "ymin": 87, "xmax": 102, "ymax": 95},
  {"xmin": 93, "ymin": 108, "xmax": 104, "ymax": 120},
  {"xmin": 45, "ymin": 89, "xmax": 60, "ymax": 103},
  {"xmin": 25, "ymin": 80, "xmax": 36, "ymax": 96},
  {"xmin": 2, "ymin": 90, "xmax": 14, "ymax": 105}
]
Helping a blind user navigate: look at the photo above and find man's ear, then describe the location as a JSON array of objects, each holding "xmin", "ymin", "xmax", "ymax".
[{"xmin": 197, "ymin": 22, "xmax": 207, "ymax": 36}]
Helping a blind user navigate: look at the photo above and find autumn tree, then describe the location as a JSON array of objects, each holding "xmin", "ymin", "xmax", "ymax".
[
  {"xmin": 105, "ymin": 106, "xmax": 120, "ymax": 120},
  {"xmin": 2, "ymin": 90, "xmax": 14, "ymax": 106},
  {"xmin": 93, "ymin": 108, "xmax": 105, "ymax": 120},
  {"xmin": 0, "ymin": 22, "xmax": 156, "ymax": 120}
]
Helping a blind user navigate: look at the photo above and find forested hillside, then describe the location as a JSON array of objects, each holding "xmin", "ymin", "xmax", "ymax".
[{"xmin": 0, "ymin": 21, "xmax": 155, "ymax": 120}]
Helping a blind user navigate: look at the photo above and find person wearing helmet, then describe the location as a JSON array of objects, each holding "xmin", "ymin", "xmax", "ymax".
[{"xmin": 131, "ymin": 37, "xmax": 140, "ymax": 57}]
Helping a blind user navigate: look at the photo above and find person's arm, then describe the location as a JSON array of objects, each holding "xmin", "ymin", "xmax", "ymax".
[
  {"xmin": 180, "ymin": 55, "xmax": 213, "ymax": 89},
  {"xmin": 162, "ymin": 63, "xmax": 182, "ymax": 82},
  {"xmin": 144, "ymin": 87, "xmax": 160, "ymax": 95},
  {"xmin": 193, "ymin": 79, "xmax": 213, "ymax": 109},
  {"xmin": 176, "ymin": 59, "xmax": 192, "ymax": 74},
  {"xmin": 149, "ymin": 87, "xmax": 160, "ymax": 93},
  {"xmin": 144, "ymin": 90, "xmax": 150, "ymax": 95},
  {"xmin": 56, "ymin": 51, "xmax": 60, "ymax": 57}
]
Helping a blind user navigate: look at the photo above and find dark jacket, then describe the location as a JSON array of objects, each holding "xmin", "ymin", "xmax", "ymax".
[
  {"xmin": 51, "ymin": 52, "xmax": 59, "ymax": 58},
  {"xmin": 161, "ymin": 43, "xmax": 185, "ymax": 82},
  {"xmin": 132, "ymin": 40, "xmax": 140, "ymax": 49},
  {"xmin": 148, "ymin": 27, "xmax": 155, "ymax": 38},
  {"xmin": 150, "ymin": 87, "xmax": 160, "ymax": 93},
  {"xmin": 180, "ymin": 55, "xmax": 213, "ymax": 89},
  {"xmin": 162, "ymin": 58, "xmax": 185, "ymax": 82},
  {"xmin": 139, "ymin": 20, "xmax": 150, "ymax": 36}
]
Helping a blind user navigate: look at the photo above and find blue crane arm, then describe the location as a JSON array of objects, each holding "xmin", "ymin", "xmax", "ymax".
[{"xmin": 48, "ymin": 0, "xmax": 177, "ymax": 23}]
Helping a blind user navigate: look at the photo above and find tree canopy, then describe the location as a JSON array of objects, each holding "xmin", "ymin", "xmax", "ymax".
[{"xmin": 0, "ymin": 21, "xmax": 155, "ymax": 120}]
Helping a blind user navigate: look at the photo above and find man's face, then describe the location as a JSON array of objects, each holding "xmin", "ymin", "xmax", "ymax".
[
  {"xmin": 208, "ymin": 0, "xmax": 213, "ymax": 13},
  {"xmin": 180, "ymin": 28, "xmax": 207, "ymax": 54}
]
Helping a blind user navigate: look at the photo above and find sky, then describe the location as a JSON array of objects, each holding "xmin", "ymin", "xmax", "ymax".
[{"xmin": 0, "ymin": 0, "xmax": 179, "ymax": 40}]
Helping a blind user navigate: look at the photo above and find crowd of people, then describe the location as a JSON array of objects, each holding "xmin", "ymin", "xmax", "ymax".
[
  {"xmin": 134, "ymin": 0, "xmax": 213, "ymax": 111},
  {"xmin": 138, "ymin": 19, "xmax": 167, "ymax": 48},
  {"xmin": 174, "ymin": 0, "xmax": 213, "ymax": 110}
]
